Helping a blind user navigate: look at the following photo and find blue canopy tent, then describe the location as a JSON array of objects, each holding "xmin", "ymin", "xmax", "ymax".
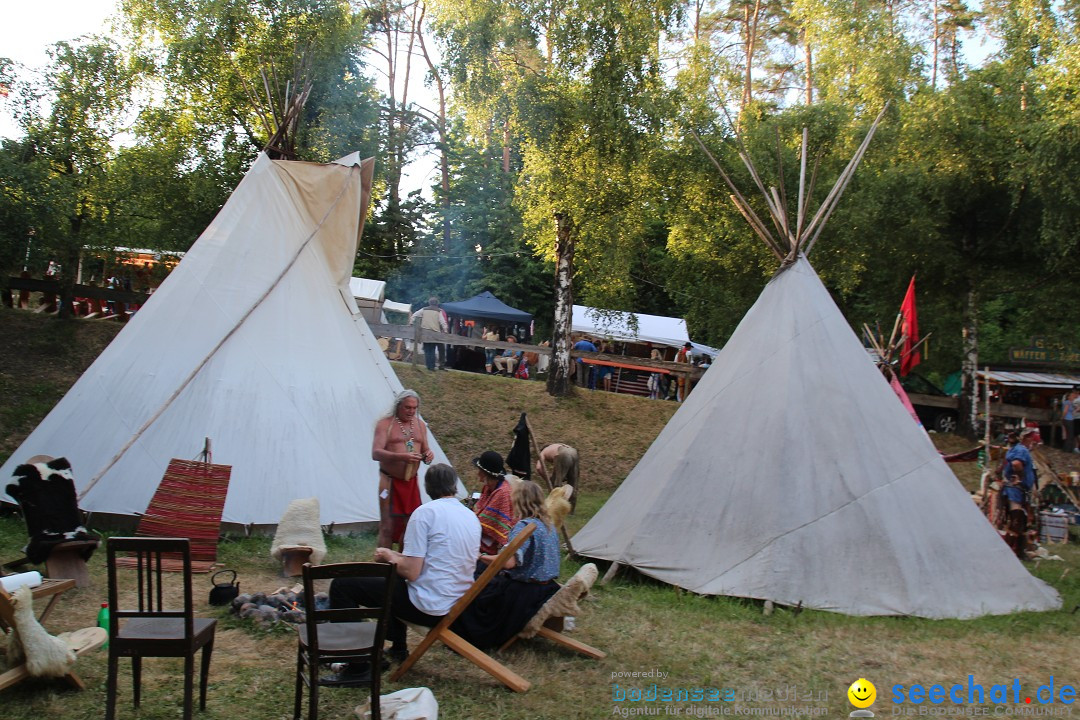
[
  {"xmin": 439, "ymin": 292, "xmax": 533, "ymax": 372},
  {"xmin": 440, "ymin": 291, "xmax": 532, "ymax": 325}
]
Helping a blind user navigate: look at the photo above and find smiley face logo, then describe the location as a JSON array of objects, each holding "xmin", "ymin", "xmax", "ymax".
[{"xmin": 847, "ymin": 678, "xmax": 876, "ymax": 709}]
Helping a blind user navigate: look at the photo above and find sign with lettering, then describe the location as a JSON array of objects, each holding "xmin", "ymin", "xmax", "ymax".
[{"xmin": 1008, "ymin": 337, "xmax": 1080, "ymax": 365}]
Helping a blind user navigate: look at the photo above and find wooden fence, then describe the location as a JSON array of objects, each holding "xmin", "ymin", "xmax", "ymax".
[{"xmin": 367, "ymin": 322, "xmax": 705, "ymax": 382}]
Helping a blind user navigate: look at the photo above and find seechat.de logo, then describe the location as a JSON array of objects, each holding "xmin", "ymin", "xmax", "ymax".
[{"xmin": 848, "ymin": 678, "xmax": 877, "ymax": 718}]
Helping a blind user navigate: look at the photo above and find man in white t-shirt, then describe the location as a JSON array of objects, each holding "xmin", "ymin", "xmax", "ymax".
[{"xmin": 327, "ymin": 463, "xmax": 478, "ymax": 686}]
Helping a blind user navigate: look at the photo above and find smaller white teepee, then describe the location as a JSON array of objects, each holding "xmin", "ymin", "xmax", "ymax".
[{"xmin": 573, "ymin": 113, "xmax": 1061, "ymax": 618}]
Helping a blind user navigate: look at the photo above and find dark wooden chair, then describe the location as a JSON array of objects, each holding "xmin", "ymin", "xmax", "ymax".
[
  {"xmin": 294, "ymin": 561, "xmax": 396, "ymax": 720},
  {"xmin": 389, "ymin": 524, "xmax": 535, "ymax": 692},
  {"xmin": 105, "ymin": 537, "xmax": 217, "ymax": 720}
]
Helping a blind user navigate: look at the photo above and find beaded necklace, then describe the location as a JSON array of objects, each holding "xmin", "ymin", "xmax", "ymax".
[{"xmin": 396, "ymin": 418, "xmax": 416, "ymax": 453}]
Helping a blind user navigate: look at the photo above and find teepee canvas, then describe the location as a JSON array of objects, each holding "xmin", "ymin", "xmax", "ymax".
[
  {"xmin": 1, "ymin": 153, "xmax": 458, "ymax": 529},
  {"xmin": 572, "ymin": 116, "xmax": 1060, "ymax": 618}
]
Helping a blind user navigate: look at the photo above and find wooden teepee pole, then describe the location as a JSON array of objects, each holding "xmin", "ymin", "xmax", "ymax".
[
  {"xmin": 690, "ymin": 131, "xmax": 786, "ymax": 260},
  {"xmin": 803, "ymin": 104, "xmax": 888, "ymax": 254},
  {"xmin": 795, "ymin": 128, "xmax": 809, "ymax": 252}
]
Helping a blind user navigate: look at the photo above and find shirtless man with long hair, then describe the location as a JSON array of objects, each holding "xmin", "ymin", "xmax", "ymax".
[{"xmin": 372, "ymin": 390, "xmax": 435, "ymax": 549}]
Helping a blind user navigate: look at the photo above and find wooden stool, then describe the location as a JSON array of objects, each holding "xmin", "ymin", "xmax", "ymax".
[
  {"xmin": 279, "ymin": 546, "xmax": 314, "ymax": 577},
  {"xmin": 45, "ymin": 540, "xmax": 99, "ymax": 588}
]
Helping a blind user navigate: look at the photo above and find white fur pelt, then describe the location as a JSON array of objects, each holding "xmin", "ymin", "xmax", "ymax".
[
  {"xmin": 5, "ymin": 585, "xmax": 76, "ymax": 677},
  {"xmin": 271, "ymin": 497, "xmax": 326, "ymax": 565},
  {"xmin": 519, "ymin": 562, "xmax": 598, "ymax": 639}
]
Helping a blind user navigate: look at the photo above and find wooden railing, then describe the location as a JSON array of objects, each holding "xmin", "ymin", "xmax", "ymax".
[{"xmin": 367, "ymin": 322, "xmax": 706, "ymax": 381}]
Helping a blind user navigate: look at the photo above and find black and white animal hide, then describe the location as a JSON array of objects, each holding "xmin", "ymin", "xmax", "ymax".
[{"xmin": 6, "ymin": 458, "xmax": 99, "ymax": 564}]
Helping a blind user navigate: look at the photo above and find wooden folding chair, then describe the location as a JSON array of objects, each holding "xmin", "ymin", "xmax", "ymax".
[
  {"xmin": 499, "ymin": 563, "xmax": 605, "ymax": 659},
  {"xmin": 389, "ymin": 524, "xmax": 536, "ymax": 692},
  {"xmin": 0, "ymin": 578, "xmax": 103, "ymax": 692}
]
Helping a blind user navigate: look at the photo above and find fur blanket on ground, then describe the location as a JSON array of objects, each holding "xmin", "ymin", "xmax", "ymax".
[
  {"xmin": 4, "ymin": 585, "xmax": 76, "ymax": 677},
  {"xmin": 270, "ymin": 497, "xmax": 327, "ymax": 565}
]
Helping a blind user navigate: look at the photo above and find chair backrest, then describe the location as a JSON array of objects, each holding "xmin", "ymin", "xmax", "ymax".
[
  {"xmin": 301, "ymin": 562, "xmax": 396, "ymax": 655},
  {"xmin": 106, "ymin": 537, "xmax": 195, "ymax": 642}
]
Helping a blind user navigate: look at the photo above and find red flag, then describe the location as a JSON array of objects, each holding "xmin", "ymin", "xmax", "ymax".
[{"xmin": 899, "ymin": 275, "xmax": 920, "ymax": 376}]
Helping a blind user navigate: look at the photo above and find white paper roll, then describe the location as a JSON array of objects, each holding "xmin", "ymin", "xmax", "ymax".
[{"xmin": 0, "ymin": 570, "xmax": 43, "ymax": 593}]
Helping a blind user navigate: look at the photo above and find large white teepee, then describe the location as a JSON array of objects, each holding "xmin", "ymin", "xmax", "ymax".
[
  {"xmin": 0, "ymin": 153, "xmax": 458, "ymax": 529},
  {"xmin": 572, "ymin": 118, "xmax": 1061, "ymax": 618}
]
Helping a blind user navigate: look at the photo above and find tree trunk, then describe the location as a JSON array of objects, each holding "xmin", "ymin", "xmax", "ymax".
[
  {"xmin": 547, "ymin": 212, "xmax": 575, "ymax": 397},
  {"xmin": 931, "ymin": 0, "xmax": 939, "ymax": 90},
  {"xmin": 959, "ymin": 285, "xmax": 979, "ymax": 438},
  {"xmin": 742, "ymin": 0, "xmax": 762, "ymax": 110},
  {"xmin": 502, "ymin": 120, "xmax": 511, "ymax": 174},
  {"xmin": 416, "ymin": 8, "xmax": 450, "ymax": 251},
  {"xmin": 804, "ymin": 30, "xmax": 813, "ymax": 105}
]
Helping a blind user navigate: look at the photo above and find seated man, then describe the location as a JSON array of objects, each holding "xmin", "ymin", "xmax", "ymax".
[
  {"xmin": 326, "ymin": 464, "xmax": 479, "ymax": 686},
  {"xmin": 492, "ymin": 336, "xmax": 521, "ymax": 376}
]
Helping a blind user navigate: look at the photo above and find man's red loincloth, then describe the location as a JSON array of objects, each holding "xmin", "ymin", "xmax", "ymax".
[{"xmin": 385, "ymin": 473, "xmax": 421, "ymax": 545}]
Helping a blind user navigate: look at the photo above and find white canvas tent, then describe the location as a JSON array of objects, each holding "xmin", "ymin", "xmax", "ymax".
[
  {"xmin": 1, "ymin": 153, "xmax": 461, "ymax": 530},
  {"xmin": 572, "ymin": 118, "xmax": 1060, "ymax": 618},
  {"xmin": 572, "ymin": 305, "xmax": 690, "ymax": 351}
]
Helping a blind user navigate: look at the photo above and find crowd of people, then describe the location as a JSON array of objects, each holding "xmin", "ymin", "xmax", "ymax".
[{"xmin": 322, "ymin": 389, "xmax": 576, "ymax": 686}]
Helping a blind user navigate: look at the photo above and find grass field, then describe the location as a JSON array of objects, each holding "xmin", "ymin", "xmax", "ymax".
[{"xmin": 1, "ymin": 310, "xmax": 1079, "ymax": 720}]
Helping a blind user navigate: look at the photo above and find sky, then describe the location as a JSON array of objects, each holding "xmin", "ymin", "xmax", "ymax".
[
  {"xmin": 0, "ymin": 0, "xmax": 119, "ymax": 137},
  {"xmin": 0, "ymin": 0, "xmax": 447, "ymax": 191}
]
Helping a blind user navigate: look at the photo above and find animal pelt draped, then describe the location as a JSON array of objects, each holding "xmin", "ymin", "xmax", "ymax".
[
  {"xmin": 6, "ymin": 458, "xmax": 99, "ymax": 564},
  {"xmin": 270, "ymin": 497, "xmax": 327, "ymax": 565}
]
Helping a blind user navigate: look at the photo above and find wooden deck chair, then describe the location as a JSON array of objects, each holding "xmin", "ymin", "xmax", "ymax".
[
  {"xmin": 115, "ymin": 459, "xmax": 231, "ymax": 573},
  {"xmin": 389, "ymin": 524, "xmax": 536, "ymax": 693},
  {"xmin": 0, "ymin": 579, "xmax": 105, "ymax": 691},
  {"xmin": 499, "ymin": 563, "xmax": 605, "ymax": 659}
]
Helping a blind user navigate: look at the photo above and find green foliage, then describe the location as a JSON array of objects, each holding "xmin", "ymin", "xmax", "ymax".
[
  {"xmin": 0, "ymin": 39, "xmax": 138, "ymax": 282},
  {"xmin": 120, "ymin": 0, "xmax": 378, "ymax": 161}
]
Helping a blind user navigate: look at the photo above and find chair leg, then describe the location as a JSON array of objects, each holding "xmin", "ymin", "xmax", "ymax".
[
  {"xmin": 200, "ymin": 641, "xmax": 214, "ymax": 710},
  {"xmin": 370, "ymin": 650, "xmax": 381, "ymax": 720},
  {"xmin": 307, "ymin": 655, "xmax": 319, "ymax": 720},
  {"xmin": 132, "ymin": 656, "xmax": 142, "ymax": 707},
  {"xmin": 439, "ymin": 629, "xmax": 531, "ymax": 692},
  {"xmin": 183, "ymin": 654, "xmax": 195, "ymax": 720},
  {"xmin": 293, "ymin": 650, "xmax": 305, "ymax": 720},
  {"xmin": 105, "ymin": 653, "xmax": 119, "ymax": 720}
]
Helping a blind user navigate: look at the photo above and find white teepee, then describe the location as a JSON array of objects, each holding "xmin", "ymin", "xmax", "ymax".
[
  {"xmin": 571, "ymin": 116, "xmax": 1061, "ymax": 618},
  {"xmin": 1, "ymin": 153, "xmax": 458, "ymax": 529}
]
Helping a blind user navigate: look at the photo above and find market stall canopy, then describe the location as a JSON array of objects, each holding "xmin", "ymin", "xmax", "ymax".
[
  {"xmin": 572, "ymin": 305, "xmax": 691, "ymax": 350},
  {"xmin": 441, "ymin": 291, "xmax": 532, "ymax": 324},
  {"xmin": 349, "ymin": 277, "xmax": 385, "ymax": 303},
  {"xmin": 977, "ymin": 369, "xmax": 1080, "ymax": 389}
]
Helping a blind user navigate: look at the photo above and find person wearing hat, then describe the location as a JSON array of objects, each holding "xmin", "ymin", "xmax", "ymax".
[{"xmin": 472, "ymin": 450, "xmax": 518, "ymax": 558}]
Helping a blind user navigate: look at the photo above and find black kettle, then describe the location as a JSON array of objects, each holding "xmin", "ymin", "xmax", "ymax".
[{"xmin": 208, "ymin": 569, "xmax": 240, "ymax": 606}]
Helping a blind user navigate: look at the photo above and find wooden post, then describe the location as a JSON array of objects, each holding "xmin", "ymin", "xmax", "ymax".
[
  {"xmin": 412, "ymin": 315, "xmax": 422, "ymax": 370},
  {"xmin": 524, "ymin": 417, "xmax": 577, "ymax": 555},
  {"xmin": 524, "ymin": 417, "xmax": 554, "ymax": 492},
  {"xmin": 601, "ymin": 562, "xmax": 622, "ymax": 585}
]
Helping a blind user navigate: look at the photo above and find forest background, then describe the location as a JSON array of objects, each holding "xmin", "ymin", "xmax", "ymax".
[{"xmin": 1, "ymin": 0, "xmax": 1079, "ymax": 401}]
